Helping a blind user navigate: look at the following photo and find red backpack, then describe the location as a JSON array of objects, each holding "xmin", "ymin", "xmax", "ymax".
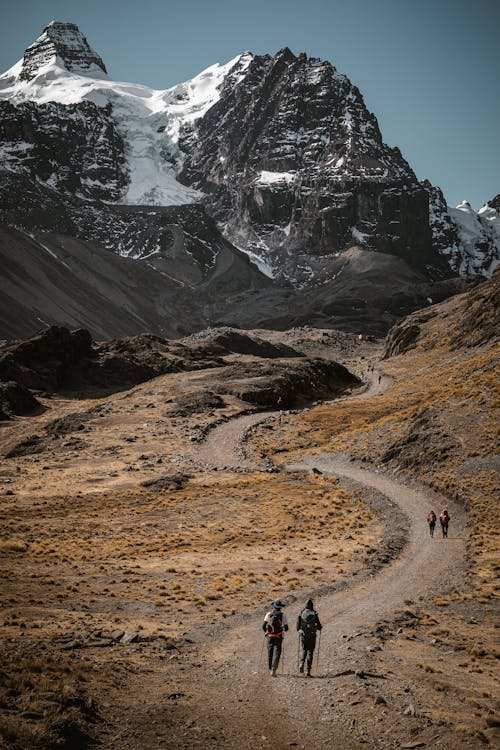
[{"xmin": 266, "ymin": 611, "xmax": 284, "ymax": 638}]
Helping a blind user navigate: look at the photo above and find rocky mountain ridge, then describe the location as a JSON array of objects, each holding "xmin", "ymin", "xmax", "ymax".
[
  {"xmin": 180, "ymin": 47, "xmax": 445, "ymax": 283},
  {"xmin": 0, "ymin": 22, "xmax": 497, "ymax": 339},
  {"xmin": 18, "ymin": 21, "xmax": 108, "ymax": 82}
]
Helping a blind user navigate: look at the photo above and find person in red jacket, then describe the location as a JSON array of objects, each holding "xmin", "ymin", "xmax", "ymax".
[
  {"xmin": 440, "ymin": 508, "xmax": 450, "ymax": 538},
  {"xmin": 262, "ymin": 600, "xmax": 288, "ymax": 676},
  {"xmin": 427, "ymin": 510, "xmax": 437, "ymax": 537}
]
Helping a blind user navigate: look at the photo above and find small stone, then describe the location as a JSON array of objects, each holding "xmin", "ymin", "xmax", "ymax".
[
  {"xmin": 87, "ymin": 638, "xmax": 113, "ymax": 647},
  {"xmin": 21, "ymin": 710, "xmax": 43, "ymax": 719},
  {"xmin": 120, "ymin": 631, "xmax": 139, "ymax": 644},
  {"xmin": 404, "ymin": 704, "xmax": 417, "ymax": 717},
  {"xmin": 485, "ymin": 716, "xmax": 500, "ymax": 728},
  {"xmin": 61, "ymin": 640, "xmax": 81, "ymax": 650}
]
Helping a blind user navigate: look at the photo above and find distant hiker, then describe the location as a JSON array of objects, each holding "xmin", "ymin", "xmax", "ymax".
[
  {"xmin": 296, "ymin": 598, "xmax": 322, "ymax": 677},
  {"xmin": 440, "ymin": 508, "xmax": 450, "ymax": 538},
  {"xmin": 263, "ymin": 600, "xmax": 288, "ymax": 676},
  {"xmin": 378, "ymin": 374, "xmax": 382, "ymax": 384},
  {"xmin": 427, "ymin": 510, "xmax": 437, "ymax": 538}
]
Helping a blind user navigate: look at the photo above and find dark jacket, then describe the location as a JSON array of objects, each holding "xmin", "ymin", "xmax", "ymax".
[{"xmin": 296, "ymin": 608, "xmax": 322, "ymax": 635}]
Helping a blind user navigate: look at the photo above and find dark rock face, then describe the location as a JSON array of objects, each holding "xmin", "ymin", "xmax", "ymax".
[
  {"xmin": 383, "ymin": 320, "xmax": 424, "ymax": 359},
  {"xmin": 180, "ymin": 48, "xmax": 450, "ymax": 283},
  {"xmin": 180, "ymin": 327, "xmax": 301, "ymax": 358},
  {"xmin": 423, "ymin": 181, "xmax": 462, "ymax": 271},
  {"xmin": 0, "ymin": 381, "xmax": 42, "ymax": 420},
  {"xmin": 19, "ymin": 22, "xmax": 107, "ymax": 81},
  {"xmin": 0, "ymin": 327, "xmax": 92, "ymax": 390},
  {"xmin": 487, "ymin": 195, "xmax": 500, "ymax": 212},
  {"xmin": 0, "ymin": 100, "xmax": 127, "ymax": 202},
  {"xmin": 212, "ymin": 357, "xmax": 359, "ymax": 408}
]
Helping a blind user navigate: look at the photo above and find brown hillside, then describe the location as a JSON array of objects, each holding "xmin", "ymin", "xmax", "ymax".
[{"xmin": 251, "ymin": 272, "xmax": 499, "ymax": 744}]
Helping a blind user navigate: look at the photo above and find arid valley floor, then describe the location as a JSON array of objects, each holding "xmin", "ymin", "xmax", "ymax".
[{"xmin": 0, "ymin": 273, "xmax": 499, "ymax": 749}]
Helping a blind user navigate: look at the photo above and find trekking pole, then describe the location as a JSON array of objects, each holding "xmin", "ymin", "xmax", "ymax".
[
  {"xmin": 282, "ymin": 640, "xmax": 285, "ymax": 675},
  {"xmin": 259, "ymin": 636, "xmax": 265, "ymax": 667},
  {"xmin": 316, "ymin": 630, "xmax": 322, "ymax": 672},
  {"xmin": 297, "ymin": 634, "xmax": 300, "ymax": 670}
]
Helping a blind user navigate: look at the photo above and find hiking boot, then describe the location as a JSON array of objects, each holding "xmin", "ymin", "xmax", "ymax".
[
  {"xmin": 271, "ymin": 668, "xmax": 277, "ymax": 677},
  {"xmin": 299, "ymin": 663, "xmax": 304, "ymax": 673},
  {"xmin": 306, "ymin": 669, "xmax": 311, "ymax": 677}
]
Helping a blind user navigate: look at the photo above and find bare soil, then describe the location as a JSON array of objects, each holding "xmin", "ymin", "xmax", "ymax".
[{"xmin": 0, "ymin": 326, "xmax": 498, "ymax": 749}]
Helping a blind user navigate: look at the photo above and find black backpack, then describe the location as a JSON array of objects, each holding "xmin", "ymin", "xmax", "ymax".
[
  {"xmin": 267, "ymin": 611, "xmax": 283, "ymax": 638},
  {"xmin": 300, "ymin": 609, "xmax": 317, "ymax": 636}
]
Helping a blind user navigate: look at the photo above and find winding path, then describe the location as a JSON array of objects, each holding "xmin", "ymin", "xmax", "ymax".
[{"xmin": 183, "ymin": 371, "xmax": 467, "ymax": 748}]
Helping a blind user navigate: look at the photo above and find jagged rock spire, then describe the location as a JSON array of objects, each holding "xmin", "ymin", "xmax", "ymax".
[{"xmin": 19, "ymin": 21, "xmax": 107, "ymax": 81}]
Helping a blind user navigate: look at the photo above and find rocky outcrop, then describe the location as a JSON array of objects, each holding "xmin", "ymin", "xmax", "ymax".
[
  {"xmin": 212, "ymin": 357, "xmax": 359, "ymax": 408},
  {"xmin": 19, "ymin": 21, "xmax": 107, "ymax": 81},
  {"xmin": 180, "ymin": 327, "xmax": 300, "ymax": 358},
  {"xmin": 0, "ymin": 381, "xmax": 42, "ymax": 420},
  {"xmin": 0, "ymin": 327, "xmax": 92, "ymax": 390},
  {"xmin": 380, "ymin": 408, "xmax": 458, "ymax": 469},
  {"xmin": 0, "ymin": 327, "xmax": 359, "ymax": 420},
  {"xmin": 382, "ymin": 321, "xmax": 423, "ymax": 359}
]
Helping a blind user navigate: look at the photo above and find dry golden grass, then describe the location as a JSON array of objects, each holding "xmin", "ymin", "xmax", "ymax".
[
  {"xmin": 0, "ymin": 646, "xmax": 105, "ymax": 749},
  {"xmin": 379, "ymin": 609, "xmax": 499, "ymax": 745},
  {"xmin": 0, "ymin": 471, "xmax": 379, "ymax": 642}
]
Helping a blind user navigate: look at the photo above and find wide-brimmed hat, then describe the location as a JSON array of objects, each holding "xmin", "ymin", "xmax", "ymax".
[{"xmin": 272, "ymin": 599, "xmax": 286, "ymax": 609}]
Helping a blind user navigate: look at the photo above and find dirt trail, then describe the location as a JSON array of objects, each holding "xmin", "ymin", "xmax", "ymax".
[
  {"xmin": 197, "ymin": 369, "xmax": 391, "ymax": 470},
  {"xmin": 175, "ymin": 370, "xmax": 467, "ymax": 749},
  {"xmin": 197, "ymin": 412, "xmax": 273, "ymax": 470}
]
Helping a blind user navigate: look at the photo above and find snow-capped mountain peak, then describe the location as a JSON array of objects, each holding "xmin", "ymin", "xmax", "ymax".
[
  {"xmin": 0, "ymin": 22, "xmax": 253, "ymax": 205},
  {"xmin": 19, "ymin": 21, "xmax": 108, "ymax": 82},
  {"xmin": 0, "ymin": 22, "xmax": 497, "ymax": 280},
  {"xmin": 0, "ymin": 25, "xmax": 252, "ymax": 207}
]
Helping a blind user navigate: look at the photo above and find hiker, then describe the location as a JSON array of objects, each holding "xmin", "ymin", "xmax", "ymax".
[
  {"xmin": 263, "ymin": 599, "xmax": 288, "ymax": 676},
  {"xmin": 296, "ymin": 598, "xmax": 322, "ymax": 677},
  {"xmin": 427, "ymin": 510, "xmax": 437, "ymax": 537},
  {"xmin": 440, "ymin": 507, "xmax": 450, "ymax": 538},
  {"xmin": 378, "ymin": 374, "xmax": 382, "ymax": 384}
]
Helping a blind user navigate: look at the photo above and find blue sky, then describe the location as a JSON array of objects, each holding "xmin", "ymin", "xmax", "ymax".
[{"xmin": 1, "ymin": 0, "xmax": 498, "ymax": 209}]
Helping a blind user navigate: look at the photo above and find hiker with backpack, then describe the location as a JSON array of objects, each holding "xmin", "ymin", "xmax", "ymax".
[
  {"xmin": 427, "ymin": 510, "xmax": 437, "ymax": 538},
  {"xmin": 262, "ymin": 599, "xmax": 288, "ymax": 676},
  {"xmin": 440, "ymin": 508, "xmax": 450, "ymax": 538},
  {"xmin": 296, "ymin": 598, "xmax": 322, "ymax": 677}
]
